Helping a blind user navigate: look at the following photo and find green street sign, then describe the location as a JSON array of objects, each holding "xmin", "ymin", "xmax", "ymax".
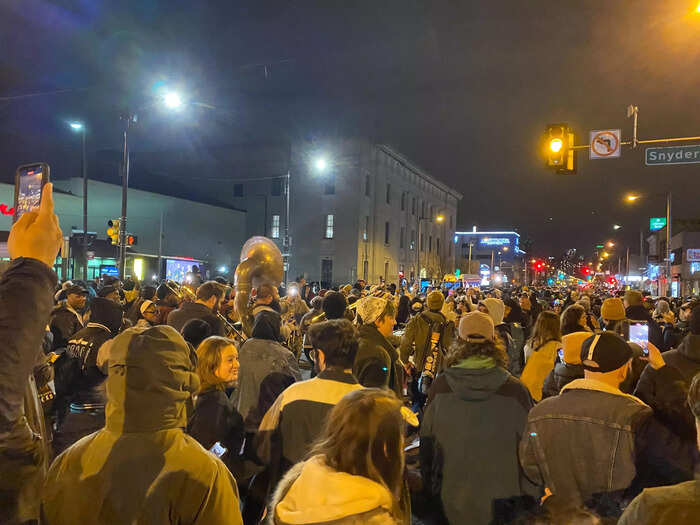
[
  {"xmin": 455, "ymin": 268, "xmax": 461, "ymax": 277},
  {"xmin": 650, "ymin": 217, "xmax": 667, "ymax": 231},
  {"xmin": 595, "ymin": 244, "xmax": 604, "ymax": 249},
  {"xmin": 645, "ymin": 145, "xmax": 700, "ymax": 166}
]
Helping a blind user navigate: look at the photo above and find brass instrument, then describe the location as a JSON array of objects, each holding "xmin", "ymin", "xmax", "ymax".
[
  {"xmin": 217, "ymin": 311, "xmax": 247, "ymax": 343},
  {"xmin": 163, "ymin": 279, "xmax": 196, "ymax": 301},
  {"xmin": 234, "ymin": 236, "xmax": 284, "ymax": 336}
]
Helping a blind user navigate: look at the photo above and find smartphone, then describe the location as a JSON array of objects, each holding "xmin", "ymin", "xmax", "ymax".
[
  {"xmin": 14, "ymin": 163, "xmax": 50, "ymax": 223},
  {"xmin": 629, "ymin": 322, "xmax": 649, "ymax": 354},
  {"xmin": 209, "ymin": 441, "xmax": 227, "ymax": 458}
]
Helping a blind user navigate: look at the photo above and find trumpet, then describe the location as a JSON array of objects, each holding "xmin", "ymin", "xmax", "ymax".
[{"xmin": 164, "ymin": 279, "xmax": 196, "ymax": 301}]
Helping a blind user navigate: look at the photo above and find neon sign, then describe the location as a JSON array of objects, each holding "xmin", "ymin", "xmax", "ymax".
[
  {"xmin": 0, "ymin": 203, "xmax": 15, "ymax": 216},
  {"xmin": 480, "ymin": 237, "xmax": 510, "ymax": 246}
]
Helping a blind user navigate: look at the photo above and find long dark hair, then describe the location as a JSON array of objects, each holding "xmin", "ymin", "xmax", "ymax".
[
  {"xmin": 560, "ymin": 304, "xmax": 587, "ymax": 336},
  {"xmin": 396, "ymin": 295, "xmax": 411, "ymax": 326}
]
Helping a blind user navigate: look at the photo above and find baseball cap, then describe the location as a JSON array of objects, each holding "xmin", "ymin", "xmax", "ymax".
[
  {"xmin": 98, "ymin": 285, "xmax": 118, "ymax": 298},
  {"xmin": 458, "ymin": 311, "xmax": 495, "ymax": 342},
  {"xmin": 65, "ymin": 284, "xmax": 88, "ymax": 296},
  {"xmin": 580, "ymin": 332, "xmax": 632, "ymax": 373},
  {"xmin": 140, "ymin": 300, "xmax": 156, "ymax": 315}
]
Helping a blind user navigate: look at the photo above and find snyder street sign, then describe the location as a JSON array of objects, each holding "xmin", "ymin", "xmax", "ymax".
[
  {"xmin": 590, "ymin": 129, "xmax": 621, "ymax": 159},
  {"xmin": 645, "ymin": 145, "xmax": 700, "ymax": 166}
]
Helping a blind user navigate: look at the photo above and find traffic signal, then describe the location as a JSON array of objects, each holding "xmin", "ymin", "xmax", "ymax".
[
  {"xmin": 544, "ymin": 123, "xmax": 576, "ymax": 174},
  {"xmin": 126, "ymin": 234, "xmax": 137, "ymax": 246},
  {"xmin": 107, "ymin": 219, "xmax": 120, "ymax": 245}
]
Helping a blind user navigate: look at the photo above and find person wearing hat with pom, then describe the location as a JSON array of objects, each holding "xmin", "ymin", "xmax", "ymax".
[{"xmin": 520, "ymin": 332, "xmax": 695, "ymax": 519}]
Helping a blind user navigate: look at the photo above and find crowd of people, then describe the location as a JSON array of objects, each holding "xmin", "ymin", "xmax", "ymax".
[{"xmin": 1, "ymin": 185, "xmax": 698, "ymax": 524}]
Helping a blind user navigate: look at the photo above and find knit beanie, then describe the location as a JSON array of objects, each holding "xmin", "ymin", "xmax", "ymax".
[
  {"xmin": 481, "ymin": 297, "xmax": 506, "ymax": 325},
  {"xmin": 601, "ymin": 298, "xmax": 626, "ymax": 321},
  {"xmin": 561, "ymin": 331, "xmax": 591, "ymax": 364},
  {"xmin": 426, "ymin": 290, "xmax": 445, "ymax": 311}
]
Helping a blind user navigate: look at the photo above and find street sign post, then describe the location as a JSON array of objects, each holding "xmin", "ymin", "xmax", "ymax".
[
  {"xmin": 590, "ymin": 129, "xmax": 621, "ymax": 159},
  {"xmin": 645, "ymin": 145, "xmax": 700, "ymax": 166},
  {"xmin": 649, "ymin": 217, "xmax": 667, "ymax": 231}
]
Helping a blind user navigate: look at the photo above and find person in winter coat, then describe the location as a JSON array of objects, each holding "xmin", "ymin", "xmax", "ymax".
[
  {"xmin": 520, "ymin": 311, "xmax": 562, "ymax": 402},
  {"xmin": 269, "ymin": 388, "xmax": 410, "ymax": 525},
  {"xmin": 52, "ymin": 297, "xmax": 124, "ymax": 455},
  {"xmin": 421, "ymin": 312, "xmax": 538, "ymax": 524},
  {"xmin": 0, "ymin": 183, "xmax": 62, "ymax": 524},
  {"xmin": 478, "ymin": 297, "xmax": 522, "ymax": 376},
  {"xmin": 42, "ymin": 325, "xmax": 243, "ymax": 525},
  {"xmin": 188, "ymin": 336, "xmax": 245, "ymax": 478},
  {"xmin": 541, "ymin": 331, "xmax": 590, "ymax": 399},
  {"xmin": 236, "ymin": 310, "xmax": 301, "ymax": 431},
  {"xmin": 520, "ymin": 332, "xmax": 695, "ymax": 519},
  {"xmin": 167, "ymin": 280, "xmax": 226, "ymax": 336},
  {"xmin": 634, "ymin": 304, "xmax": 700, "ymax": 443},
  {"xmin": 664, "ymin": 299, "xmax": 698, "ymax": 351},
  {"xmin": 50, "ymin": 284, "xmax": 88, "ymax": 351},
  {"xmin": 599, "ymin": 297, "xmax": 626, "ymax": 331},
  {"xmin": 619, "ymin": 372, "xmax": 700, "ymax": 524},
  {"xmin": 577, "ymin": 297, "xmax": 600, "ymax": 332},
  {"xmin": 354, "ymin": 296, "xmax": 402, "ymax": 395},
  {"xmin": 624, "ymin": 290, "xmax": 664, "ymax": 349},
  {"xmin": 560, "ymin": 304, "xmax": 590, "ymax": 336}
]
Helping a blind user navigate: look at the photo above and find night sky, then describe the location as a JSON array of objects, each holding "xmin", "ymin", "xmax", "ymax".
[{"xmin": 2, "ymin": 1, "xmax": 700, "ymax": 258}]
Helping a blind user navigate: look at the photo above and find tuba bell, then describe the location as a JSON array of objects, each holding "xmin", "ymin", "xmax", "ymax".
[{"xmin": 234, "ymin": 236, "xmax": 284, "ymax": 336}]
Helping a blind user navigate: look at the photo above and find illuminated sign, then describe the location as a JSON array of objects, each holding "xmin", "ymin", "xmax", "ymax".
[
  {"xmin": 480, "ymin": 237, "xmax": 510, "ymax": 246},
  {"xmin": 687, "ymin": 249, "xmax": 700, "ymax": 262},
  {"xmin": 649, "ymin": 217, "xmax": 667, "ymax": 231},
  {"xmin": 0, "ymin": 203, "xmax": 15, "ymax": 215}
]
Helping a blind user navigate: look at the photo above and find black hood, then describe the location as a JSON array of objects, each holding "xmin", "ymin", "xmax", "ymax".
[
  {"xmin": 88, "ymin": 297, "xmax": 123, "ymax": 335},
  {"xmin": 677, "ymin": 334, "xmax": 700, "ymax": 363},
  {"xmin": 443, "ymin": 366, "xmax": 510, "ymax": 401},
  {"xmin": 252, "ymin": 310, "xmax": 283, "ymax": 341},
  {"xmin": 625, "ymin": 305, "xmax": 652, "ymax": 322}
]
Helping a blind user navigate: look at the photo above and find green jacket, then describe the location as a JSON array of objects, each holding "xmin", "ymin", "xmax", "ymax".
[
  {"xmin": 354, "ymin": 324, "xmax": 402, "ymax": 396},
  {"xmin": 42, "ymin": 326, "xmax": 242, "ymax": 525},
  {"xmin": 399, "ymin": 311, "xmax": 454, "ymax": 372}
]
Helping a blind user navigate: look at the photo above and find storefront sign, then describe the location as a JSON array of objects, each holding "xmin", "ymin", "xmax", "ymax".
[
  {"xmin": 480, "ymin": 237, "xmax": 510, "ymax": 246},
  {"xmin": 687, "ymin": 249, "xmax": 700, "ymax": 262}
]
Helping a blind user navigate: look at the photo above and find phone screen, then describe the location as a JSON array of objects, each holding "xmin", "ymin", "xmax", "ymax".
[
  {"xmin": 15, "ymin": 165, "xmax": 46, "ymax": 220},
  {"xmin": 209, "ymin": 441, "xmax": 227, "ymax": 458},
  {"xmin": 629, "ymin": 322, "xmax": 649, "ymax": 354}
]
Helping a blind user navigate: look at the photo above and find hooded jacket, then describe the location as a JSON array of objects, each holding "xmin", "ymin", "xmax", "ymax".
[
  {"xmin": 421, "ymin": 362, "xmax": 537, "ymax": 524},
  {"xmin": 355, "ymin": 324, "xmax": 401, "ymax": 396},
  {"xmin": 269, "ymin": 455, "xmax": 399, "ymax": 525},
  {"xmin": 42, "ymin": 326, "xmax": 242, "ymax": 525},
  {"xmin": 398, "ymin": 310, "xmax": 454, "ymax": 372},
  {"xmin": 236, "ymin": 314, "xmax": 302, "ymax": 431},
  {"xmin": 49, "ymin": 302, "xmax": 84, "ymax": 351},
  {"xmin": 481, "ymin": 298, "xmax": 522, "ymax": 376}
]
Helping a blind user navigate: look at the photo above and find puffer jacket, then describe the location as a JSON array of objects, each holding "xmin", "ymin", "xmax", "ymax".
[
  {"xmin": 541, "ymin": 361, "xmax": 584, "ymax": 399},
  {"xmin": 269, "ymin": 455, "xmax": 402, "ymax": 525},
  {"xmin": 520, "ymin": 340, "xmax": 561, "ymax": 402},
  {"xmin": 42, "ymin": 326, "xmax": 243, "ymax": 525}
]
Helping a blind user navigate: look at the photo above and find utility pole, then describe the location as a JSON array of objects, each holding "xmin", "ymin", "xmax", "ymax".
[
  {"xmin": 666, "ymin": 191, "xmax": 672, "ymax": 296},
  {"xmin": 119, "ymin": 114, "xmax": 133, "ymax": 281},
  {"xmin": 81, "ymin": 127, "xmax": 88, "ymax": 280}
]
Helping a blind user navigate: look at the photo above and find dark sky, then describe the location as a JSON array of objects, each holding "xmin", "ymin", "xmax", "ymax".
[{"xmin": 2, "ymin": 0, "xmax": 700, "ymax": 258}]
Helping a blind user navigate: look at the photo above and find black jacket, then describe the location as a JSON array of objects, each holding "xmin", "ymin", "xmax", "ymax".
[
  {"xmin": 188, "ymin": 387, "xmax": 245, "ymax": 478},
  {"xmin": 167, "ymin": 301, "xmax": 225, "ymax": 336},
  {"xmin": 421, "ymin": 365, "xmax": 538, "ymax": 524},
  {"xmin": 354, "ymin": 324, "xmax": 401, "ymax": 396},
  {"xmin": 542, "ymin": 361, "xmax": 585, "ymax": 399},
  {"xmin": 634, "ymin": 335, "xmax": 700, "ymax": 442},
  {"xmin": 0, "ymin": 258, "xmax": 57, "ymax": 524},
  {"xmin": 626, "ymin": 305, "xmax": 664, "ymax": 349},
  {"xmin": 49, "ymin": 304, "xmax": 84, "ymax": 351}
]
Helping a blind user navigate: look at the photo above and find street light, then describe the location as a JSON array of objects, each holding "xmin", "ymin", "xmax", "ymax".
[
  {"xmin": 435, "ymin": 214, "xmax": 445, "ymax": 223},
  {"xmin": 163, "ymin": 91, "xmax": 183, "ymax": 110},
  {"xmin": 314, "ymin": 156, "xmax": 328, "ymax": 173},
  {"xmin": 68, "ymin": 121, "xmax": 88, "ymax": 280},
  {"xmin": 613, "ymin": 224, "xmax": 622, "ymax": 230},
  {"xmin": 607, "ymin": 241, "xmax": 615, "ymax": 248},
  {"xmin": 625, "ymin": 194, "xmax": 640, "ymax": 203}
]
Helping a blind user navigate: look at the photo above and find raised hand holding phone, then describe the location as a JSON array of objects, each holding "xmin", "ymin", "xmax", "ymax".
[
  {"xmin": 8, "ymin": 183, "xmax": 63, "ymax": 268},
  {"xmin": 640, "ymin": 341, "xmax": 665, "ymax": 370}
]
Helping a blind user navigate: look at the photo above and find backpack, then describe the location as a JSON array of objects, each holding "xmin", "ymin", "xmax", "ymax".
[{"xmin": 418, "ymin": 313, "xmax": 448, "ymax": 395}]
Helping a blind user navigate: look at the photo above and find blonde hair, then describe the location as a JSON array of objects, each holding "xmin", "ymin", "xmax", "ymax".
[
  {"xmin": 309, "ymin": 389, "xmax": 407, "ymax": 521},
  {"xmin": 195, "ymin": 336, "xmax": 236, "ymax": 393}
]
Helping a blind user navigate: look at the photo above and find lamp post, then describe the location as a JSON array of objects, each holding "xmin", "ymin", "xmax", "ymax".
[
  {"xmin": 117, "ymin": 91, "xmax": 182, "ymax": 280},
  {"xmin": 69, "ymin": 122, "xmax": 88, "ymax": 279},
  {"xmin": 417, "ymin": 214, "xmax": 444, "ymax": 283}
]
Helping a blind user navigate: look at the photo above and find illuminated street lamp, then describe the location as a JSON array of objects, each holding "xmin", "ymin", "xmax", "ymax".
[
  {"xmin": 163, "ymin": 91, "xmax": 183, "ymax": 110},
  {"xmin": 435, "ymin": 214, "xmax": 445, "ymax": 223},
  {"xmin": 607, "ymin": 241, "xmax": 615, "ymax": 248},
  {"xmin": 625, "ymin": 194, "xmax": 640, "ymax": 203},
  {"xmin": 613, "ymin": 224, "xmax": 622, "ymax": 230},
  {"xmin": 314, "ymin": 156, "xmax": 328, "ymax": 173},
  {"xmin": 68, "ymin": 121, "xmax": 88, "ymax": 279}
]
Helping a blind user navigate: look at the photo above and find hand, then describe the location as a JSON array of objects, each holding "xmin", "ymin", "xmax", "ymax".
[
  {"xmin": 8, "ymin": 183, "xmax": 63, "ymax": 268},
  {"xmin": 642, "ymin": 341, "xmax": 665, "ymax": 370}
]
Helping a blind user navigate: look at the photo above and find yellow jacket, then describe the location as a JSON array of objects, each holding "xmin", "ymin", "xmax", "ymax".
[{"xmin": 520, "ymin": 340, "xmax": 561, "ymax": 402}]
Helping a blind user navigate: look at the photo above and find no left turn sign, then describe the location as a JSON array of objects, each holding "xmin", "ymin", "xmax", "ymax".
[{"xmin": 590, "ymin": 129, "xmax": 621, "ymax": 159}]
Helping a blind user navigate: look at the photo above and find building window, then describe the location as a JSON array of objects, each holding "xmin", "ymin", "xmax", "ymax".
[
  {"xmin": 411, "ymin": 197, "xmax": 416, "ymax": 215},
  {"xmin": 363, "ymin": 260, "xmax": 369, "ymax": 281},
  {"xmin": 436, "ymin": 237, "xmax": 440, "ymax": 254},
  {"xmin": 429, "ymin": 235, "xmax": 432, "ymax": 252},
  {"xmin": 384, "ymin": 261, "xmax": 390, "ymax": 282},
  {"xmin": 271, "ymin": 215, "xmax": 280, "ymax": 238},
  {"xmin": 233, "ymin": 183, "xmax": 244, "ymax": 197},
  {"xmin": 400, "ymin": 227, "xmax": 405, "ymax": 248},
  {"xmin": 271, "ymin": 180, "xmax": 282, "ymax": 196},
  {"xmin": 449, "ymin": 242, "xmax": 452, "ymax": 256},
  {"xmin": 321, "ymin": 259, "xmax": 333, "ymax": 289},
  {"xmin": 421, "ymin": 201, "xmax": 426, "ymax": 218},
  {"xmin": 420, "ymin": 233, "xmax": 424, "ymax": 252},
  {"xmin": 363, "ymin": 216, "xmax": 369, "ymax": 241},
  {"xmin": 386, "ymin": 183, "xmax": 391, "ymax": 204},
  {"xmin": 401, "ymin": 192, "xmax": 406, "ymax": 211},
  {"xmin": 324, "ymin": 175, "xmax": 335, "ymax": 195},
  {"xmin": 411, "ymin": 229, "xmax": 416, "ymax": 250},
  {"xmin": 365, "ymin": 175, "xmax": 371, "ymax": 196},
  {"xmin": 430, "ymin": 205, "xmax": 434, "ymax": 218},
  {"xmin": 384, "ymin": 222, "xmax": 390, "ymax": 245},
  {"xmin": 324, "ymin": 214, "xmax": 335, "ymax": 239},
  {"xmin": 449, "ymin": 215, "xmax": 453, "ymax": 229}
]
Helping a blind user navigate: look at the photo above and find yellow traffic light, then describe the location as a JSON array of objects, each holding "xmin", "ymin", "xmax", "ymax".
[{"xmin": 549, "ymin": 138, "xmax": 563, "ymax": 153}]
